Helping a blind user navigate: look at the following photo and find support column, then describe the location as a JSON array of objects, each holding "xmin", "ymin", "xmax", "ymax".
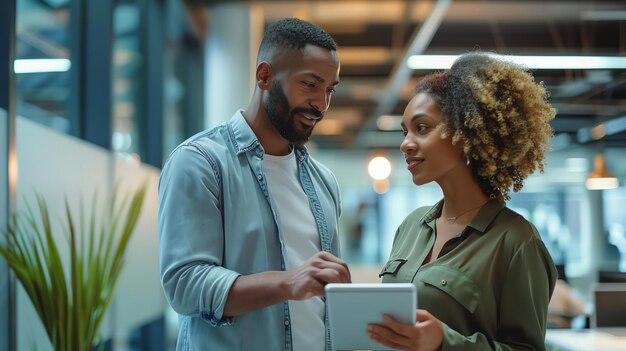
[
  {"xmin": 582, "ymin": 146, "xmax": 615, "ymax": 276},
  {"xmin": 586, "ymin": 188, "xmax": 608, "ymax": 274},
  {"xmin": 81, "ymin": 0, "xmax": 114, "ymax": 150},
  {"xmin": 140, "ymin": 0, "xmax": 165, "ymax": 167},
  {"xmin": 0, "ymin": 0, "xmax": 17, "ymax": 350},
  {"xmin": 204, "ymin": 3, "xmax": 263, "ymax": 128}
]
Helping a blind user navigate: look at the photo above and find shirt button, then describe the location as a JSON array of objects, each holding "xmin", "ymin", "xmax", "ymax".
[
  {"xmin": 257, "ymin": 174, "xmax": 263, "ymax": 180},
  {"xmin": 284, "ymin": 320, "xmax": 290, "ymax": 326},
  {"xmin": 441, "ymin": 279, "xmax": 447, "ymax": 286}
]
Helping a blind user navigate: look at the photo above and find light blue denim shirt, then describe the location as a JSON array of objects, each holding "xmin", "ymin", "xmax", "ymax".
[{"xmin": 158, "ymin": 111, "xmax": 341, "ymax": 351}]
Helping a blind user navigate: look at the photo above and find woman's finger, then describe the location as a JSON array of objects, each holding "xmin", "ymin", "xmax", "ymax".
[
  {"xmin": 382, "ymin": 314, "xmax": 418, "ymax": 338},
  {"xmin": 367, "ymin": 329, "xmax": 407, "ymax": 351},
  {"xmin": 368, "ymin": 324, "xmax": 412, "ymax": 349}
]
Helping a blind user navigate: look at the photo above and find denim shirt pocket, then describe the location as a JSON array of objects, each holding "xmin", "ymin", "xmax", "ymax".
[
  {"xmin": 420, "ymin": 265, "xmax": 481, "ymax": 313},
  {"xmin": 379, "ymin": 258, "xmax": 408, "ymax": 278}
]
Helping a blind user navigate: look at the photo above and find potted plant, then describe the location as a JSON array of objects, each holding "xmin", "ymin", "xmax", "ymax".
[{"xmin": 0, "ymin": 184, "xmax": 147, "ymax": 350}]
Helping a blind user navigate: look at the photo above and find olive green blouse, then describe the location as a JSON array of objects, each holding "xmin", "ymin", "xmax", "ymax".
[{"xmin": 380, "ymin": 200, "xmax": 557, "ymax": 350}]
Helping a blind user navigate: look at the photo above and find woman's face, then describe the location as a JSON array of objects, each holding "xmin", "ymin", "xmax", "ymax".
[{"xmin": 400, "ymin": 93, "xmax": 465, "ymax": 186}]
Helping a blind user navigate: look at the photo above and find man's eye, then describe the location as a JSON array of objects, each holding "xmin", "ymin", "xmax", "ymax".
[
  {"xmin": 328, "ymin": 87, "xmax": 336, "ymax": 93},
  {"xmin": 303, "ymin": 81, "xmax": 316, "ymax": 88},
  {"xmin": 402, "ymin": 130, "xmax": 408, "ymax": 136}
]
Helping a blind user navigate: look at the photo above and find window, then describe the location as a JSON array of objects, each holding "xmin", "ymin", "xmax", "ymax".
[
  {"xmin": 16, "ymin": 0, "xmax": 71, "ymax": 132},
  {"xmin": 112, "ymin": 0, "xmax": 142, "ymax": 158}
]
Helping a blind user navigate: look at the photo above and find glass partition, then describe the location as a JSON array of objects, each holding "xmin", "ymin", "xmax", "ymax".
[{"xmin": 16, "ymin": 0, "xmax": 71, "ymax": 132}]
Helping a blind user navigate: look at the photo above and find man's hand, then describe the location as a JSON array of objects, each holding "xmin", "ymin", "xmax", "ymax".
[
  {"xmin": 224, "ymin": 252, "xmax": 351, "ymax": 316},
  {"xmin": 283, "ymin": 251, "xmax": 352, "ymax": 300}
]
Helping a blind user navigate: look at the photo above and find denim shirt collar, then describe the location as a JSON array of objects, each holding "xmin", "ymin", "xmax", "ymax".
[{"xmin": 228, "ymin": 110, "xmax": 310, "ymax": 163}]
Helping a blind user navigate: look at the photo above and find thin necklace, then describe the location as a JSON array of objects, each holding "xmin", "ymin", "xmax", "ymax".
[{"xmin": 444, "ymin": 202, "xmax": 487, "ymax": 222}]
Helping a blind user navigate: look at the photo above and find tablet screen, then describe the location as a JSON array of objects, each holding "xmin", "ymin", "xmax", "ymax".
[{"xmin": 325, "ymin": 283, "xmax": 416, "ymax": 351}]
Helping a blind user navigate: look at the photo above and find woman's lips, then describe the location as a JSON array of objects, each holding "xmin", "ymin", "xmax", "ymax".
[{"xmin": 406, "ymin": 158, "xmax": 423, "ymax": 171}]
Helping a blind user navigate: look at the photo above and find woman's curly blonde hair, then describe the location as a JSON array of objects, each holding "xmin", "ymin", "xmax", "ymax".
[{"xmin": 414, "ymin": 52, "xmax": 556, "ymax": 201}]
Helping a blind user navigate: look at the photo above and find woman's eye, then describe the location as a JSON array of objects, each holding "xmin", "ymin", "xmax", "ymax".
[
  {"xmin": 417, "ymin": 125, "xmax": 429, "ymax": 133},
  {"xmin": 328, "ymin": 87, "xmax": 336, "ymax": 93},
  {"xmin": 303, "ymin": 81, "xmax": 316, "ymax": 88},
  {"xmin": 402, "ymin": 130, "xmax": 408, "ymax": 136}
]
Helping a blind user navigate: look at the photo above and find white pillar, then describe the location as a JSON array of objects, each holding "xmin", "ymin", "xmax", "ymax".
[{"xmin": 204, "ymin": 3, "xmax": 263, "ymax": 128}]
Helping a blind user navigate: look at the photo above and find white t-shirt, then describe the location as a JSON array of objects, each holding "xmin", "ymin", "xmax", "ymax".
[{"xmin": 264, "ymin": 149, "xmax": 325, "ymax": 351}]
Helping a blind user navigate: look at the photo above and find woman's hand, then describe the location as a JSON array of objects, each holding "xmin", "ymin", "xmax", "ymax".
[{"xmin": 367, "ymin": 309, "xmax": 444, "ymax": 351}]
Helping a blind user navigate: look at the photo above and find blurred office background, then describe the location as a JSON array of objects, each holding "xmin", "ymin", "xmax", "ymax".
[{"xmin": 2, "ymin": 0, "xmax": 626, "ymax": 350}]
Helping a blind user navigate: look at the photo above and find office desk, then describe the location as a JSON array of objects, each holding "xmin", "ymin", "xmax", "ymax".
[{"xmin": 546, "ymin": 329, "xmax": 626, "ymax": 351}]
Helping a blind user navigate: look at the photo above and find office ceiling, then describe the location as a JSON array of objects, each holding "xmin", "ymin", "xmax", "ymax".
[
  {"xmin": 17, "ymin": 0, "xmax": 626, "ymax": 152},
  {"xmin": 197, "ymin": 0, "xmax": 626, "ymax": 151}
]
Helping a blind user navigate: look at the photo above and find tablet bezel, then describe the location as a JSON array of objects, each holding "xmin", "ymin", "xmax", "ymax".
[{"xmin": 325, "ymin": 283, "xmax": 416, "ymax": 351}]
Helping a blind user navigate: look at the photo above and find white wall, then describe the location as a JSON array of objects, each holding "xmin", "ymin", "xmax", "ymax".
[{"xmin": 15, "ymin": 117, "xmax": 165, "ymax": 350}]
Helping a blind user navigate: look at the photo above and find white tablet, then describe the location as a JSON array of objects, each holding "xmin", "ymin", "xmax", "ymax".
[{"xmin": 325, "ymin": 283, "xmax": 416, "ymax": 351}]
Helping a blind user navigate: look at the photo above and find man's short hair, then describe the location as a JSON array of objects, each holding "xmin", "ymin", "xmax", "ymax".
[{"xmin": 257, "ymin": 18, "xmax": 337, "ymax": 64}]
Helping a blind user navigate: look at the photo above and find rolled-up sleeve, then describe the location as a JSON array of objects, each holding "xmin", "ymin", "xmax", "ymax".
[{"xmin": 158, "ymin": 144, "xmax": 241, "ymax": 326}]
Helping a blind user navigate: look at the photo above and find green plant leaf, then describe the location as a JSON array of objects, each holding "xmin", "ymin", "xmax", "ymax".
[{"xmin": 0, "ymin": 182, "xmax": 147, "ymax": 350}]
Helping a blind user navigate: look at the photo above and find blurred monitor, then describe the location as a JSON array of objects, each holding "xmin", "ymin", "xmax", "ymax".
[
  {"xmin": 592, "ymin": 283, "xmax": 626, "ymax": 329},
  {"xmin": 598, "ymin": 271, "xmax": 626, "ymax": 283}
]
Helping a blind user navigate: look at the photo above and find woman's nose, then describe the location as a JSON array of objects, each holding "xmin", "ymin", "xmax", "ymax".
[{"xmin": 400, "ymin": 136, "xmax": 416, "ymax": 154}]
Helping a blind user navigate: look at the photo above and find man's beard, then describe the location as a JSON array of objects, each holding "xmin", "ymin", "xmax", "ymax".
[{"xmin": 264, "ymin": 80, "xmax": 322, "ymax": 146}]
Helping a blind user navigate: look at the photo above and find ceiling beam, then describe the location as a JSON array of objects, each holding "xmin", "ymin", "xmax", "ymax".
[
  {"xmin": 577, "ymin": 115, "xmax": 626, "ymax": 143},
  {"xmin": 552, "ymin": 102, "xmax": 626, "ymax": 116},
  {"xmin": 354, "ymin": 0, "xmax": 451, "ymax": 147},
  {"xmin": 353, "ymin": 131, "xmax": 405, "ymax": 149}
]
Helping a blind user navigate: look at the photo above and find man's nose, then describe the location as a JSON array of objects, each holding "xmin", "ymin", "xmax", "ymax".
[{"xmin": 311, "ymin": 91, "xmax": 330, "ymax": 114}]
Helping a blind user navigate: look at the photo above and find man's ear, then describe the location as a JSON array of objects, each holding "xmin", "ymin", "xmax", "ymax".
[{"xmin": 256, "ymin": 62, "xmax": 272, "ymax": 90}]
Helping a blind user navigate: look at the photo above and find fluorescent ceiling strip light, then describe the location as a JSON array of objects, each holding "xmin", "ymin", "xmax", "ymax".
[
  {"xmin": 585, "ymin": 177, "xmax": 619, "ymax": 190},
  {"xmin": 581, "ymin": 11, "xmax": 626, "ymax": 21},
  {"xmin": 14, "ymin": 59, "xmax": 71, "ymax": 74},
  {"xmin": 407, "ymin": 55, "xmax": 626, "ymax": 70}
]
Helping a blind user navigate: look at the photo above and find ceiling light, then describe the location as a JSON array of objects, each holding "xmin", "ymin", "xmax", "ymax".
[
  {"xmin": 368, "ymin": 156, "xmax": 391, "ymax": 181},
  {"xmin": 407, "ymin": 55, "xmax": 626, "ymax": 70},
  {"xmin": 585, "ymin": 153, "xmax": 619, "ymax": 190},
  {"xmin": 373, "ymin": 179, "xmax": 390, "ymax": 194},
  {"xmin": 377, "ymin": 115, "xmax": 402, "ymax": 131},
  {"xmin": 14, "ymin": 59, "xmax": 71, "ymax": 74}
]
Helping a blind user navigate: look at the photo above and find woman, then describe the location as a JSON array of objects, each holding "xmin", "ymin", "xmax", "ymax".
[{"xmin": 368, "ymin": 52, "xmax": 558, "ymax": 350}]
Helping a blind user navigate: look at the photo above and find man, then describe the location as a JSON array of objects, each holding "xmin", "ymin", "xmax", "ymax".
[{"xmin": 158, "ymin": 18, "xmax": 351, "ymax": 351}]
